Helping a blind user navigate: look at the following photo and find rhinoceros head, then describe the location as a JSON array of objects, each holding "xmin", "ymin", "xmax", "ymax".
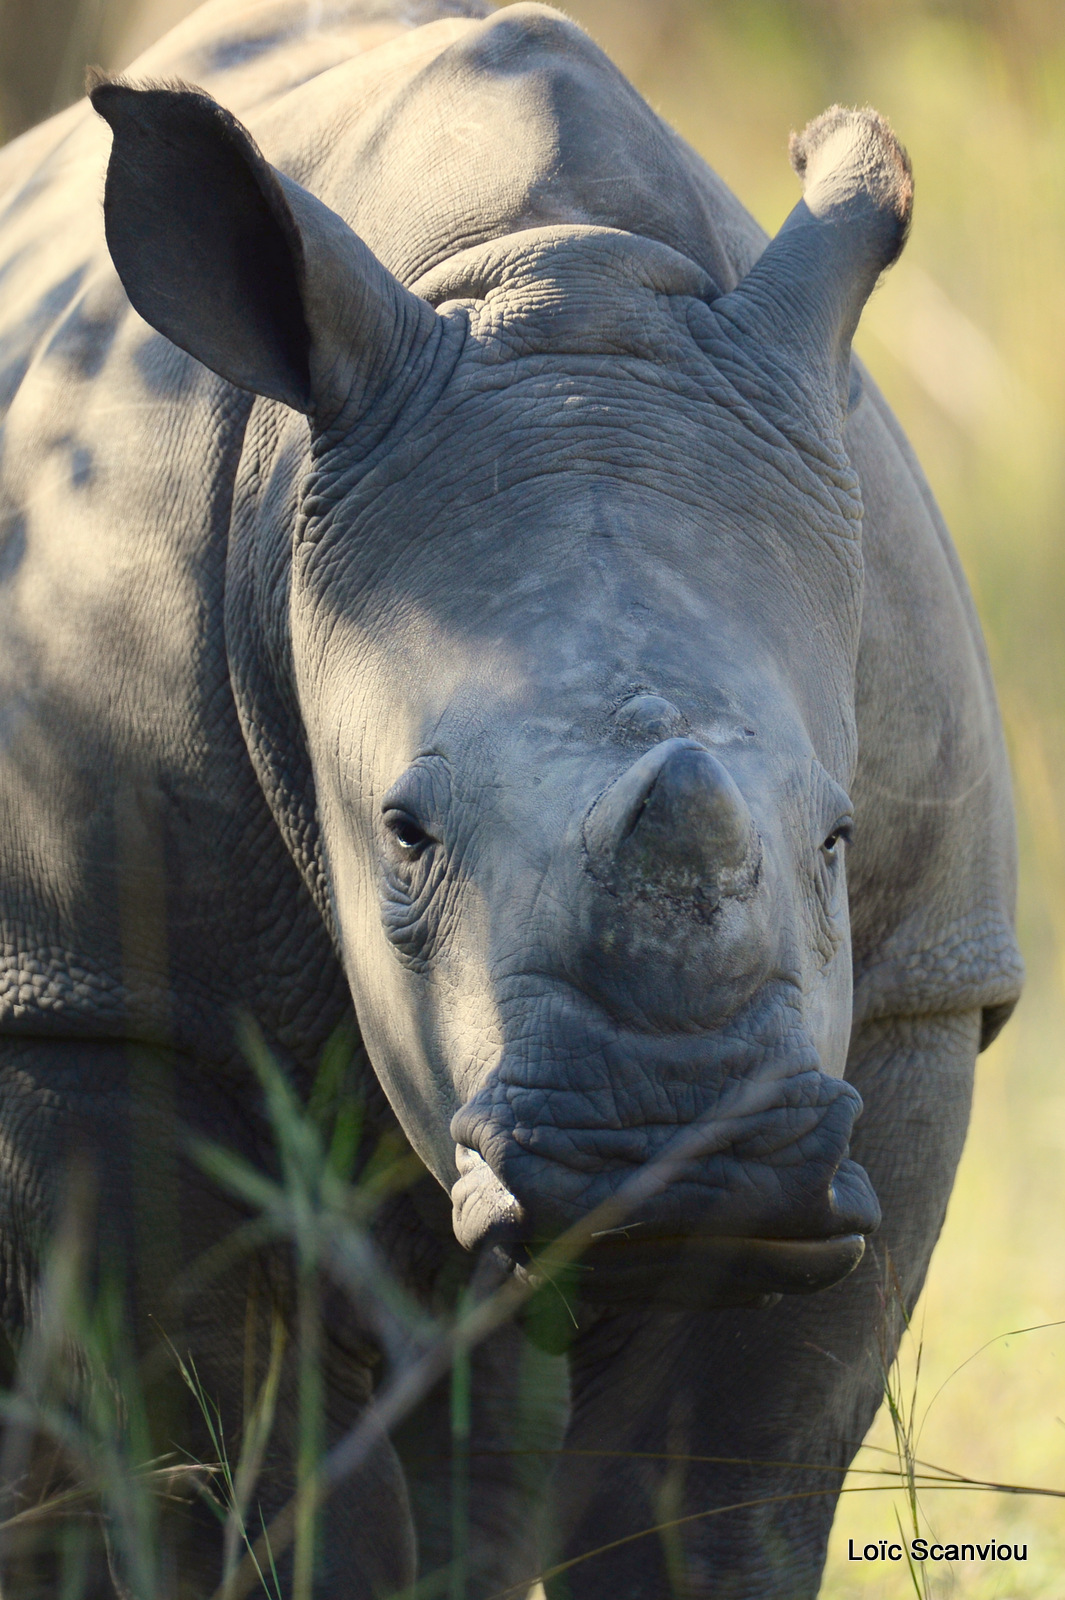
[{"xmin": 93, "ymin": 73, "xmax": 912, "ymax": 1305}]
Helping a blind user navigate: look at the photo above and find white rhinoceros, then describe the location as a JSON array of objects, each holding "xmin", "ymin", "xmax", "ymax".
[{"xmin": 0, "ymin": 1, "xmax": 1021, "ymax": 1594}]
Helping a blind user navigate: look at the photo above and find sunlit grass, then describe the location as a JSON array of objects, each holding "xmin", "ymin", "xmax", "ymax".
[
  {"xmin": 822, "ymin": 1010, "xmax": 1065, "ymax": 1599},
  {"xmin": 12, "ymin": 1025, "xmax": 1061, "ymax": 1600},
  {"xmin": 0, "ymin": 1004, "xmax": 1060, "ymax": 1598}
]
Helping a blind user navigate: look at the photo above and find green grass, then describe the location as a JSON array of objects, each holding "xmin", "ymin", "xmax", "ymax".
[
  {"xmin": 0, "ymin": 1018, "xmax": 1061, "ymax": 1598},
  {"xmin": 822, "ymin": 1009, "xmax": 1065, "ymax": 1599}
]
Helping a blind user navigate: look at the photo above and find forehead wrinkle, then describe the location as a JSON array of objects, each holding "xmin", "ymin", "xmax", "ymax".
[{"xmin": 315, "ymin": 361, "xmax": 861, "ymax": 564}]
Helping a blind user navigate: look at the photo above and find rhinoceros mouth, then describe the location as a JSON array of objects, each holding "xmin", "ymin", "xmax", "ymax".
[
  {"xmin": 453, "ymin": 1147, "xmax": 869, "ymax": 1307},
  {"xmin": 524, "ymin": 1229, "xmax": 867, "ymax": 1307}
]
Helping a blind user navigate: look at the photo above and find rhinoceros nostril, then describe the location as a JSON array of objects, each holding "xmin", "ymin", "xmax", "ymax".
[
  {"xmin": 451, "ymin": 1145, "xmax": 527, "ymax": 1252},
  {"xmin": 583, "ymin": 737, "xmax": 755, "ymax": 896}
]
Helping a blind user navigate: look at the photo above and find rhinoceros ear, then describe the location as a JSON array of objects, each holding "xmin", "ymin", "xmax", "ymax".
[
  {"xmin": 90, "ymin": 81, "xmax": 437, "ymax": 421},
  {"xmin": 723, "ymin": 106, "xmax": 912, "ymax": 408}
]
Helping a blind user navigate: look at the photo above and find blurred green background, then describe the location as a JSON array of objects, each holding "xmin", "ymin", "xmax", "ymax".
[{"xmin": 2, "ymin": 1, "xmax": 1063, "ymax": 1594}]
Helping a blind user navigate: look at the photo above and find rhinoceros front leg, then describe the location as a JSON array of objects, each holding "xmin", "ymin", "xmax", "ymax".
[
  {"xmin": 0, "ymin": 1037, "xmax": 417, "ymax": 1599},
  {"xmin": 544, "ymin": 1009, "xmax": 979, "ymax": 1600},
  {"xmin": 390, "ymin": 1315, "xmax": 568, "ymax": 1598}
]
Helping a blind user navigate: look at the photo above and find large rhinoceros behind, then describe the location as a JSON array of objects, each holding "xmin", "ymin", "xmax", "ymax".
[{"xmin": 0, "ymin": 0, "xmax": 1022, "ymax": 1595}]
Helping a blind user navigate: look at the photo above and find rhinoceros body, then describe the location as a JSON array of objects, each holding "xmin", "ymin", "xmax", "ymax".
[{"xmin": 0, "ymin": 1, "xmax": 1021, "ymax": 1595}]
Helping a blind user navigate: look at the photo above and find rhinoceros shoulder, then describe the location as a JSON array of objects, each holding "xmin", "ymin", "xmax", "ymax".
[
  {"xmin": 0, "ymin": 62, "xmax": 347, "ymax": 1061},
  {"xmin": 843, "ymin": 375, "xmax": 1022, "ymax": 1041}
]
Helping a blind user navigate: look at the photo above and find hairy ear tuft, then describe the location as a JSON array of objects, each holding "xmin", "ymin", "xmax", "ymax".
[
  {"xmin": 716, "ymin": 102, "xmax": 914, "ymax": 424},
  {"xmin": 789, "ymin": 106, "xmax": 913, "ymax": 267}
]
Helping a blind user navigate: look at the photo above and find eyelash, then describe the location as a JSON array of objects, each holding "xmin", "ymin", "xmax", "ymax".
[
  {"xmin": 384, "ymin": 810, "xmax": 434, "ymax": 857},
  {"xmin": 822, "ymin": 822, "xmax": 851, "ymax": 854}
]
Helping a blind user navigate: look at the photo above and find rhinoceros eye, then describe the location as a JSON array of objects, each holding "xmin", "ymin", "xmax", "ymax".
[
  {"xmin": 384, "ymin": 810, "xmax": 434, "ymax": 857},
  {"xmin": 821, "ymin": 820, "xmax": 852, "ymax": 856}
]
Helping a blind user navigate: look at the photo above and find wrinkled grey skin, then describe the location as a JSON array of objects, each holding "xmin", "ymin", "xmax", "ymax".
[{"xmin": 0, "ymin": 2, "xmax": 1022, "ymax": 1596}]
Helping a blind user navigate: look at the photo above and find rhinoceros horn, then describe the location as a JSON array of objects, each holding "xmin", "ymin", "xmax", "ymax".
[
  {"xmin": 583, "ymin": 738, "xmax": 755, "ymax": 898},
  {"xmin": 90, "ymin": 82, "xmax": 437, "ymax": 423}
]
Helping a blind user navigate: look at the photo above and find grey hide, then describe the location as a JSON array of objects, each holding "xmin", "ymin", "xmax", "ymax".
[{"xmin": 0, "ymin": 1, "xmax": 1022, "ymax": 1596}]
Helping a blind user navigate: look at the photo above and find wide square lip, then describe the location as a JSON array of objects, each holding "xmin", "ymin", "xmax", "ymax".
[{"xmin": 503, "ymin": 1229, "xmax": 868, "ymax": 1308}]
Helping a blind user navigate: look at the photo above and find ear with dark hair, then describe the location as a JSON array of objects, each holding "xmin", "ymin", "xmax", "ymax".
[
  {"xmin": 719, "ymin": 106, "xmax": 913, "ymax": 410},
  {"xmin": 90, "ymin": 81, "xmax": 438, "ymax": 421}
]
